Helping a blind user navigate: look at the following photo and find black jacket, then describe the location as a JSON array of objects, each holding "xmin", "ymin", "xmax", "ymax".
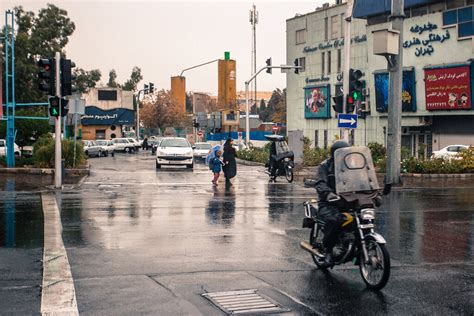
[{"xmin": 315, "ymin": 158, "xmax": 336, "ymax": 207}]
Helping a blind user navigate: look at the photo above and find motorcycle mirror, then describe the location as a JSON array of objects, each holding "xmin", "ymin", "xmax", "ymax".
[
  {"xmin": 327, "ymin": 195, "xmax": 341, "ymax": 203},
  {"xmin": 382, "ymin": 183, "xmax": 392, "ymax": 195}
]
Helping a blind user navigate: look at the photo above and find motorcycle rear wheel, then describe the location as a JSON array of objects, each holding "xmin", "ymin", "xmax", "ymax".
[
  {"xmin": 309, "ymin": 225, "xmax": 327, "ymax": 270},
  {"xmin": 285, "ymin": 166, "xmax": 294, "ymax": 183},
  {"xmin": 359, "ymin": 240, "xmax": 390, "ymax": 290}
]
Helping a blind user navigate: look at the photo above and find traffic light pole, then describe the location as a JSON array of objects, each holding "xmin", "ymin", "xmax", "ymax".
[
  {"xmin": 54, "ymin": 52, "xmax": 62, "ymax": 189},
  {"xmin": 342, "ymin": 0, "xmax": 353, "ymax": 143}
]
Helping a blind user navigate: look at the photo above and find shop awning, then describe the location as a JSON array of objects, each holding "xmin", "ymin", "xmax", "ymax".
[{"xmin": 81, "ymin": 106, "xmax": 135, "ymax": 125}]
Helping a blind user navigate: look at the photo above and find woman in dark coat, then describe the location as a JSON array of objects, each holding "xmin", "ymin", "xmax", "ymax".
[{"xmin": 223, "ymin": 138, "xmax": 237, "ymax": 185}]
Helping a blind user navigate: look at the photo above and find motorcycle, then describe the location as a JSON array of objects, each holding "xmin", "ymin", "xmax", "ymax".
[
  {"xmin": 264, "ymin": 135, "xmax": 294, "ymax": 183},
  {"xmin": 300, "ymin": 146, "xmax": 392, "ymax": 290}
]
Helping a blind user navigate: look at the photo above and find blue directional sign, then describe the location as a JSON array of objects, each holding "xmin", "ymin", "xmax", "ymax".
[{"xmin": 337, "ymin": 113, "xmax": 358, "ymax": 129}]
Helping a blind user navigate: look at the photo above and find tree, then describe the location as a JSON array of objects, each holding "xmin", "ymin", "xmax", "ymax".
[
  {"xmin": 259, "ymin": 99, "xmax": 266, "ymax": 112},
  {"xmin": 74, "ymin": 68, "xmax": 102, "ymax": 94},
  {"xmin": 0, "ymin": 108, "xmax": 50, "ymax": 146},
  {"xmin": 107, "ymin": 69, "xmax": 119, "ymax": 88},
  {"xmin": 270, "ymin": 89, "xmax": 287, "ymax": 124},
  {"xmin": 122, "ymin": 66, "xmax": 143, "ymax": 91},
  {"xmin": 141, "ymin": 89, "xmax": 187, "ymax": 131},
  {"xmin": 186, "ymin": 92, "xmax": 193, "ymax": 113}
]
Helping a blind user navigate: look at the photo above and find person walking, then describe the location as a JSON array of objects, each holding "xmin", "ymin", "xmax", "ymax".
[
  {"xmin": 210, "ymin": 150, "xmax": 224, "ymax": 186},
  {"xmin": 223, "ymin": 138, "xmax": 237, "ymax": 186}
]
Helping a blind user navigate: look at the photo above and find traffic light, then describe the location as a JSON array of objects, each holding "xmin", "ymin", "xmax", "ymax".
[
  {"xmin": 349, "ymin": 68, "xmax": 363, "ymax": 111},
  {"xmin": 60, "ymin": 58, "xmax": 76, "ymax": 96},
  {"xmin": 144, "ymin": 83, "xmax": 149, "ymax": 94},
  {"xmin": 60, "ymin": 98, "xmax": 69, "ymax": 117},
  {"xmin": 266, "ymin": 58, "xmax": 272, "ymax": 74},
  {"xmin": 149, "ymin": 82, "xmax": 154, "ymax": 93},
  {"xmin": 192, "ymin": 118, "xmax": 200, "ymax": 128},
  {"xmin": 346, "ymin": 94, "xmax": 355, "ymax": 113},
  {"xmin": 48, "ymin": 96, "xmax": 60, "ymax": 117},
  {"xmin": 332, "ymin": 94, "xmax": 344, "ymax": 113},
  {"xmin": 38, "ymin": 58, "xmax": 55, "ymax": 95},
  {"xmin": 294, "ymin": 58, "xmax": 299, "ymax": 74}
]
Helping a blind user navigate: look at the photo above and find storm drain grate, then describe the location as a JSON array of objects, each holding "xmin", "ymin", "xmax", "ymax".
[{"xmin": 202, "ymin": 289, "xmax": 289, "ymax": 315}]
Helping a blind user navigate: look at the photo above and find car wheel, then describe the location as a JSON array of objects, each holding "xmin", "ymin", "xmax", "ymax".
[{"xmin": 156, "ymin": 162, "xmax": 161, "ymax": 169}]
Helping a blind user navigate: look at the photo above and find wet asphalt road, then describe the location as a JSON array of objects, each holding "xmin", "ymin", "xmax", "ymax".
[{"xmin": 1, "ymin": 150, "xmax": 473, "ymax": 315}]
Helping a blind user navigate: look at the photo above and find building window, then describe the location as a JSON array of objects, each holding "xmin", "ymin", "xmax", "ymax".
[
  {"xmin": 331, "ymin": 15, "xmax": 340, "ymax": 39},
  {"xmin": 296, "ymin": 29, "xmax": 306, "ymax": 45},
  {"xmin": 321, "ymin": 52, "xmax": 325, "ymax": 74},
  {"xmin": 324, "ymin": 17, "xmax": 329, "ymax": 41},
  {"xmin": 429, "ymin": 3, "xmax": 445, "ymax": 13},
  {"xmin": 327, "ymin": 51, "xmax": 332, "ymax": 74},
  {"xmin": 96, "ymin": 130, "xmax": 106, "ymax": 140},
  {"xmin": 447, "ymin": 0, "xmax": 465, "ymax": 9},
  {"xmin": 98, "ymin": 90, "xmax": 117, "ymax": 101},
  {"xmin": 337, "ymin": 49, "xmax": 342, "ymax": 73},
  {"xmin": 297, "ymin": 57, "xmax": 306, "ymax": 73},
  {"xmin": 314, "ymin": 130, "xmax": 319, "ymax": 148},
  {"xmin": 323, "ymin": 130, "xmax": 328, "ymax": 149},
  {"xmin": 443, "ymin": 6, "xmax": 474, "ymax": 38}
]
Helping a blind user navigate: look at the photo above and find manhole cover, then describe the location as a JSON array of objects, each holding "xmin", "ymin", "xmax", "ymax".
[{"xmin": 202, "ymin": 289, "xmax": 289, "ymax": 315}]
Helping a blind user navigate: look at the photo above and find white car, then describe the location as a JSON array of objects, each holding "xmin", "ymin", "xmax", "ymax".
[
  {"xmin": 0, "ymin": 139, "xmax": 21, "ymax": 157},
  {"xmin": 431, "ymin": 145, "xmax": 469, "ymax": 159},
  {"xmin": 111, "ymin": 138, "xmax": 135, "ymax": 153},
  {"xmin": 83, "ymin": 140, "xmax": 102, "ymax": 157},
  {"xmin": 156, "ymin": 137, "xmax": 194, "ymax": 169},
  {"xmin": 127, "ymin": 138, "xmax": 141, "ymax": 151},
  {"xmin": 193, "ymin": 142, "xmax": 212, "ymax": 161},
  {"xmin": 96, "ymin": 140, "xmax": 115, "ymax": 157}
]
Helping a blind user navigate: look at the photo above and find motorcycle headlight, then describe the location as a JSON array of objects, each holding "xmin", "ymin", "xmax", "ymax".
[{"xmin": 361, "ymin": 208, "xmax": 375, "ymax": 220}]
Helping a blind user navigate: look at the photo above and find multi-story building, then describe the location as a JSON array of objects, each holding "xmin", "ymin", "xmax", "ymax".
[
  {"xmin": 286, "ymin": 0, "xmax": 473, "ymax": 157},
  {"xmin": 81, "ymin": 88, "xmax": 135, "ymax": 140}
]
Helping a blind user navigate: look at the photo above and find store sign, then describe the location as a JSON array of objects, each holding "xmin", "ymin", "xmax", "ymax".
[
  {"xmin": 82, "ymin": 106, "xmax": 135, "ymax": 125},
  {"xmin": 425, "ymin": 66, "xmax": 471, "ymax": 111},
  {"xmin": 305, "ymin": 75, "xmax": 330, "ymax": 84},
  {"xmin": 374, "ymin": 70, "xmax": 417, "ymax": 113},
  {"xmin": 303, "ymin": 35, "xmax": 367, "ymax": 53},
  {"xmin": 403, "ymin": 22, "xmax": 451, "ymax": 57},
  {"xmin": 304, "ymin": 85, "xmax": 331, "ymax": 119}
]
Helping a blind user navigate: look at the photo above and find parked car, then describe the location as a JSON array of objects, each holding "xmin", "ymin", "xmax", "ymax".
[
  {"xmin": 150, "ymin": 137, "xmax": 163, "ymax": 154},
  {"xmin": 156, "ymin": 137, "xmax": 194, "ymax": 169},
  {"xmin": 193, "ymin": 142, "xmax": 212, "ymax": 161},
  {"xmin": 21, "ymin": 145, "xmax": 34, "ymax": 158},
  {"xmin": 83, "ymin": 140, "xmax": 102, "ymax": 157},
  {"xmin": 431, "ymin": 145, "xmax": 469, "ymax": 159},
  {"xmin": 0, "ymin": 139, "xmax": 21, "ymax": 157},
  {"xmin": 96, "ymin": 140, "xmax": 115, "ymax": 157},
  {"xmin": 127, "ymin": 138, "xmax": 141, "ymax": 151},
  {"xmin": 111, "ymin": 138, "xmax": 135, "ymax": 153}
]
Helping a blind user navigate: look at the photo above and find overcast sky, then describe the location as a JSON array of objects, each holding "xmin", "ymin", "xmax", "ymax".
[{"xmin": 2, "ymin": 0, "xmax": 334, "ymax": 94}]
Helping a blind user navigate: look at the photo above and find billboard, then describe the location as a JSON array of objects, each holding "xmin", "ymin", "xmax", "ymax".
[
  {"xmin": 81, "ymin": 106, "xmax": 135, "ymax": 125},
  {"xmin": 424, "ymin": 66, "xmax": 471, "ymax": 111},
  {"xmin": 304, "ymin": 85, "xmax": 331, "ymax": 119},
  {"xmin": 374, "ymin": 70, "xmax": 417, "ymax": 112}
]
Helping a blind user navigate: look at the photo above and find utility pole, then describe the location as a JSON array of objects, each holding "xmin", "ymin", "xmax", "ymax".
[
  {"xmin": 54, "ymin": 51, "xmax": 62, "ymax": 189},
  {"xmin": 386, "ymin": 0, "xmax": 404, "ymax": 185},
  {"xmin": 250, "ymin": 4, "xmax": 258, "ymax": 111},
  {"xmin": 342, "ymin": 0, "xmax": 354, "ymax": 142}
]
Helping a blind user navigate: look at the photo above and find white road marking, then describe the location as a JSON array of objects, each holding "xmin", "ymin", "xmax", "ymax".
[{"xmin": 41, "ymin": 193, "xmax": 79, "ymax": 315}]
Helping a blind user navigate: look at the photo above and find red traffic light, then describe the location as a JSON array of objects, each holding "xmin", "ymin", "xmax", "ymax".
[{"xmin": 347, "ymin": 95, "xmax": 354, "ymax": 104}]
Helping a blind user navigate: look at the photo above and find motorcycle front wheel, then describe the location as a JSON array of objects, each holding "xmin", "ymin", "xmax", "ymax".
[
  {"xmin": 285, "ymin": 166, "xmax": 294, "ymax": 183},
  {"xmin": 359, "ymin": 240, "xmax": 390, "ymax": 290},
  {"xmin": 309, "ymin": 225, "xmax": 327, "ymax": 270}
]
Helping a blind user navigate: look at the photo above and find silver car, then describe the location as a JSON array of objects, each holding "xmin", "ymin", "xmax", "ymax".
[
  {"xmin": 83, "ymin": 140, "xmax": 102, "ymax": 157},
  {"xmin": 96, "ymin": 140, "xmax": 115, "ymax": 157}
]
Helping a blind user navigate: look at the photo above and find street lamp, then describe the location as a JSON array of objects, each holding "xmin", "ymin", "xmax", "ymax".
[{"xmin": 244, "ymin": 64, "xmax": 301, "ymax": 145}]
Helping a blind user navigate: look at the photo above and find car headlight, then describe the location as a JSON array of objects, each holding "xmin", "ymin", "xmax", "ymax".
[
  {"xmin": 157, "ymin": 151, "xmax": 166, "ymax": 156},
  {"xmin": 360, "ymin": 208, "xmax": 375, "ymax": 220}
]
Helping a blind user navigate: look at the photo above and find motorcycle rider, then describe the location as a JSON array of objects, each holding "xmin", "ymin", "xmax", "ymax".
[{"xmin": 315, "ymin": 140, "xmax": 350, "ymax": 267}]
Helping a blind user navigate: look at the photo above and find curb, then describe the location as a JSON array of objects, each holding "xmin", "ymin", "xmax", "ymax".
[{"xmin": 0, "ymin": 166, "xmax": 90, "ymax": 176}]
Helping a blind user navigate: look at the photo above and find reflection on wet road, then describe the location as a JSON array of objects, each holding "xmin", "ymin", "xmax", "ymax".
[{"xmin": 57, "ymin": 152, "xmax": 473, "ymax": 314}]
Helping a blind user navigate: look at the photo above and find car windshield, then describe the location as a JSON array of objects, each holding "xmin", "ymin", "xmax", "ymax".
[
  {"xmin": 127, "ymin": 138, "xmax": 135, "ymax": 143},
  {"xmin": 161, "ymin": 138, "xmax": 190, "ymax": 148},
  {"xmin": 195, "ymin": 143, "xmax": 211, "ymax": 150}
]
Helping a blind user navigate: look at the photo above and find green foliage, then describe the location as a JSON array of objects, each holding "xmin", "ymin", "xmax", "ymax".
[
  {"xmin": 74, "ymin": 68, "xmax": 102, "ymax": 94},
  {"xmin": 32, "ymin": 134, "xmax": 85, "ymax": 168},
  {"xmin": 107, "ymin": 69, "xmax": 119, "ymax": 88},
  {"xmin": 0, "ymin": 108, "xmax": 51, "ymax": 147},
  {"xmin": 367, "ymin": 142, "xmax": 386, "ymax": 164},
  {"xmin": 301, "ymin": 137, "xmax": 328, "ymax": 166},
  {"xmin": 122, "ymin": 66, "xmax": 143, "ymax": 91},
  {"xmin": 0, "ymin": 156, "xmax": 35, "ymax": 167},
  {"xmin": 458, "ymin": 146, "xmax": 474, "ymax": 170},
  {"xmin": 236, "ymin": 147, "xmax": 269, "ymax": 164}
]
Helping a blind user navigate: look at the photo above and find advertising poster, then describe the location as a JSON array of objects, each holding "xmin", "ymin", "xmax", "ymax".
[
  {"xmin": 424, "ymin": 66, "xmax": 471, "ymax": 110},
  {"xmin": 304, "ymin": 85, "xmax": 331, "ymax": 119},
  {"xmin": 82, "ymin": 106, "xmax": 135, "ymax": 125},
  {"xmin": 375, "ymin": 70, "xmax": 417, "ymax": 113}
]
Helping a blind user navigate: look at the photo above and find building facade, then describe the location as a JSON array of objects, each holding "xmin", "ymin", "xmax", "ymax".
[
  {"xmin": 286, "ymin": 0, "xmax": 473, "ymax": 157},
  {"xmin": 81, "ymin": 88, "xmax": 135, "ymax": 140}
]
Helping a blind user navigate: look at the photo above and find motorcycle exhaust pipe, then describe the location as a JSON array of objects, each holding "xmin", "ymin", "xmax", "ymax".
[{"xmin": 300, "ymin": 241, "xmax": 322, "ymax": 257}]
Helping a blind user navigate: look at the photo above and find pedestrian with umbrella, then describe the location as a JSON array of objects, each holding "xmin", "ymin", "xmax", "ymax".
[{"xmin": 223, "ymin": 138, "xmax": 237, "ymax": 186}]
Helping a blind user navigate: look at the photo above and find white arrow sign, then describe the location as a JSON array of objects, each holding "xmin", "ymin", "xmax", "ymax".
[{"xmin": 339, "ymin": 117, "xmax": 356, "ymax": 125}]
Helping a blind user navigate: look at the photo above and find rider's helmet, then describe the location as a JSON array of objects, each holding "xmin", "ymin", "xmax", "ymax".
[{"xmin": 330, "ymin": 140, "xmax": 350, "ymax": 160}]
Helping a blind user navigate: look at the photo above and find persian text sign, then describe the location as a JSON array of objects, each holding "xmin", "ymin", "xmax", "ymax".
[{"xmin": 425, "ymin": 66, "xmax": 471, "ymax": 111}]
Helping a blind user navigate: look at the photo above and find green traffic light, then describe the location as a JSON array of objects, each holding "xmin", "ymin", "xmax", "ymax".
[
  {"xmin": 353, "ymin": 91, "xmax": 362, "ymax": 101},
  {"xmin": 52, "ymin": 109, "xmax": 58, "ymax": 115}
]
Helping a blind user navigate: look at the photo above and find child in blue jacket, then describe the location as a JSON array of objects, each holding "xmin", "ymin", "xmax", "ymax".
[{"xmin": 211, "ymin": 150, "xmax": 224, "ymax": 186}]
